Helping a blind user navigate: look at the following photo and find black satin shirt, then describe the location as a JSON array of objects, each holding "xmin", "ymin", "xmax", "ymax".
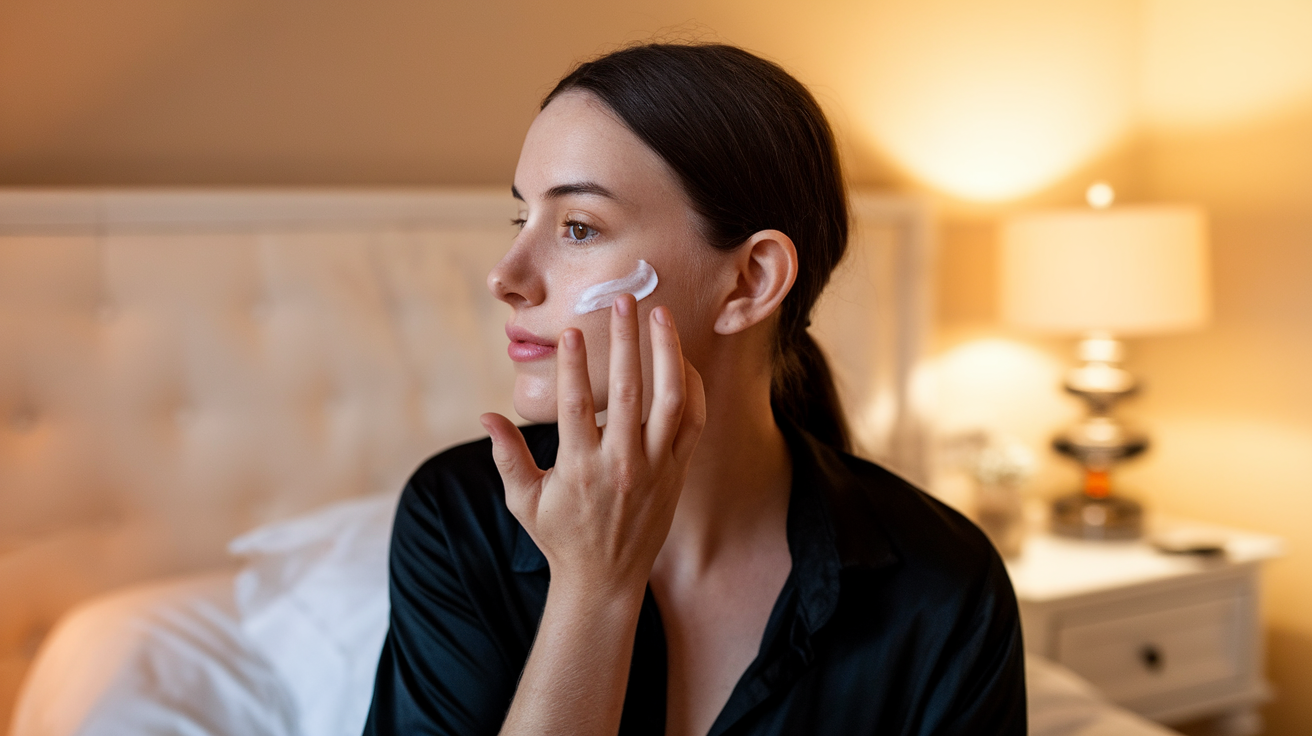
[{"xmin": 363, "ymin": 420, "xmax": 1027, "ymax": 735}]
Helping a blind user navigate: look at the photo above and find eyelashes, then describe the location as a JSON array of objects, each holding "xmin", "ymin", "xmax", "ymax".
[{"xmin": 509, "ymin": 217, "xmax": 600, "ymax": 244}]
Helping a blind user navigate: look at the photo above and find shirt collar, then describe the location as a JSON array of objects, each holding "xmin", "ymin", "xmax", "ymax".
[
  {"xmin": 777, "ymin": 416, "xmax": 898, "ymax": 634},
  {"xmin": 510, "ymin": 418, "xmax": 901, "ymax": 618}
]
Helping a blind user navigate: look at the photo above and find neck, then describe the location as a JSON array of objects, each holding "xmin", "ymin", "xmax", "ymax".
[{"xmin": 658, "ymin": 343, "xmax": 792, "ymax": 573}]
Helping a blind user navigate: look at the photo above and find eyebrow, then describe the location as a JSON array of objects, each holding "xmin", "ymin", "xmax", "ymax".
[{"xmin": 511, "ymin": 181, "xmax": 621, "ymax": 203}]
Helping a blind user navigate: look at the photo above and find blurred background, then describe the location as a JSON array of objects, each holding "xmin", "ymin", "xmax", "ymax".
[{"xmin": 2, "ymin": 0, "xmax": 1309, "ymax": 733}]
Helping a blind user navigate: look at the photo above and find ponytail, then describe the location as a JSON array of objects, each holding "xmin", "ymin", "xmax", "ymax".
[{"xmin": 772, "ymin": 327, "xmax": 851, "ymax": 454}]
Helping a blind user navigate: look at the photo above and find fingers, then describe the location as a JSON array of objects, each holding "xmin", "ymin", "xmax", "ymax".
[
  {"xmin": 555, "ymin": 327, "xmax": 599, "ymax": 455},
  {"xmin": 671, "ymin": 358, "xmax": 706, "ymax": 464},
  {"xmin": 605, "ymin": 294, "xmax": 643, "ymax": 456},
  {"xmin": 480, "ymin": 413, "xmax": 545, "ymax": 520},
  {"xmin": 644, "ymin": 305, "xmax": 686, "ymax": 458}
]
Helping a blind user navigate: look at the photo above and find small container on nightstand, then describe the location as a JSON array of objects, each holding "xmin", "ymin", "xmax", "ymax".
[{"xmin": 1006, "ymin": 519, "xmax": 1284, "ymax": 736}]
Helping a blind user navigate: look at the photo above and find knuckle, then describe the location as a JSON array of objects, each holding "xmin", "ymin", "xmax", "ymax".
[
  {"xmin": 560, "ymin": 392, "xmax": 592, "ymax": 417},
  {"xmin": 658, "ymin": 384, "xmax": 686, "ymax": 408},
  {"xmin": 612, "ymin": 318, "xmax": 638, "ymax": 340},
  {"xmin": 654, "ymin": 334, "xmax": 680, "ymax": 353},
  {"xmin": 504, "ymin": 487, "xmax": 527, "ymax": 517},
  {"xmin": 611, "ymin": 382, "xmax": 642, "ymax": 406},
  {"xmin": 685, "ymin": 405, "xmax": 708, "ymax": 430},
  {"xmin": 655, "ymin": 400, "xmax": 682, "ymax": 424},
  {"xmin": 491, "ymin": 443, "xmax": 517, "ymax": 469}
]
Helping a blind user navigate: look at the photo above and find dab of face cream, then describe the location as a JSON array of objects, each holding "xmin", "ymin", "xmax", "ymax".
[{"xmin": 573, "ymin": 260, "xmax": 659, "ymax": 315}]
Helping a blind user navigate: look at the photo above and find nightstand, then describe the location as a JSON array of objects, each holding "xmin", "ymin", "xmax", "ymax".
[{"xmin": 1006, "ymin": 520, "xmax": 1284, "ymax": 736}]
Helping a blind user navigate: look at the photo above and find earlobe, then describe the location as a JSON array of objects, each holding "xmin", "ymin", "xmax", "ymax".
[{"xmin": 713, "ymin": 229, "xmax": 798, "ymax": 336}]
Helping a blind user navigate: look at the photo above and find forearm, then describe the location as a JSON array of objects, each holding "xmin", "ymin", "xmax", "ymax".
[
  {"xmin": 489, "ymin": 303, "xmax": 703, "ymax": 735},
  {"xmin": 499, "ymin": 579, "xmax": 647, "ymax": 736}
]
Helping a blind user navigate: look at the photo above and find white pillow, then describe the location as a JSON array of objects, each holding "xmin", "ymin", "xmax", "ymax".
[
  {"xmin": 11, "ymin": 572, "xmax": 298, "ymax": 736},
  {"xmin": 228, "ymin": 491, "xmax": 399, "ymax": 736}
]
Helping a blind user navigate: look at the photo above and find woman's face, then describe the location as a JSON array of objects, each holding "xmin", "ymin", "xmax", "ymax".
[{"xmin": 489, "ymin": 90, "xmax": 721, "ymax": 423}]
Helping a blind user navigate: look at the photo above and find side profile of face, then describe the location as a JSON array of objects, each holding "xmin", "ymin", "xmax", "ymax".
[{"xmin": 488, "ymin": 90, "xmax": 724, "ymax": 423}]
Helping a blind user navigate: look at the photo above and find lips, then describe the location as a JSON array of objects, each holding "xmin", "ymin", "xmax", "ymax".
[{"xmin": 505, "ymin": 324, "xmax": 557, "ymax": 362}]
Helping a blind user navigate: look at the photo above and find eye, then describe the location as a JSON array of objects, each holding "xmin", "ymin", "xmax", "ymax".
[
  {"xmin": 564, "ymin": 220, "xmax": 598, "ymax": 243},
  {"xmin": 510, "ymin": 217, "xmax": 526, "ymax": 230}
]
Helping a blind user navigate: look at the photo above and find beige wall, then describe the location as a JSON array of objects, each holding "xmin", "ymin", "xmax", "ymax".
[
  {"xmin": 0, "ymin": 0, "xmax": 912, "ymax": 187},
  {"xmin": 2, "ymin": 0, "xmax": 1309, "ymax": 733}
]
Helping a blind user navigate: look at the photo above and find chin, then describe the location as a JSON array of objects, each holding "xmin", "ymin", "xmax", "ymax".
[{"xmin": 512, "ymin": 375, "xmax": 558, "ymax": 424}]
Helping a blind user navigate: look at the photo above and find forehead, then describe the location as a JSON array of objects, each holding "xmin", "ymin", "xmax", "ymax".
[{"xmin": 515, "ymin": 91, "xmax": 682, "ymax": 204}]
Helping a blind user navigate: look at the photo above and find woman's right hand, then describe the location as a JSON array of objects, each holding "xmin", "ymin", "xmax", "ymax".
[{"xmin": 479, "ymin": 293, "xmax": 706, "ymax": 600}]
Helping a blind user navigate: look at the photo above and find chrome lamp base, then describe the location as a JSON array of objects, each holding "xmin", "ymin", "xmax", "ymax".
[
  {"xmin": 1050, "ymin": 334, "xmax": 1148, "ymax": 541},
  {"xmin": 1052, "ymin": 492, "xmax": 1143, "ymax": 540}
]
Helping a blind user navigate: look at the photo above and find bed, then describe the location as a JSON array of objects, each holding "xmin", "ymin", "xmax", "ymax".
[
  {"xmin": 12, "ymin": 490, "xmax": 1180, "ymax": 736},
  {"xmin": 0, "ymin": 188, "xmax": 1177, "ymax": 736}
]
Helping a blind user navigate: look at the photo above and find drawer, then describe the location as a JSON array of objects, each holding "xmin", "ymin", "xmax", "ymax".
[{"xmin": 1054, "ymin": 596, "xmax": 1242, "ymax": 704}]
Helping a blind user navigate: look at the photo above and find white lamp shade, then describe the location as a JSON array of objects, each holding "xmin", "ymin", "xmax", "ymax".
[{"xmin": 1001, "ymin": 205, "xmax": 1210, "ymax": 336}]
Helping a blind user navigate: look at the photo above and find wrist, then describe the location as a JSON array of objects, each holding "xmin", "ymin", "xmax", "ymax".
[{"xmin": 544, "ymin": 572, "xmax": 647, "ymax": 623}]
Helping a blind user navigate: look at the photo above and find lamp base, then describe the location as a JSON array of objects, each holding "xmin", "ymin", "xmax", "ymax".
[{"xmin": 1052, "ymin": 493, "xmax": 1143, "ymax": 540}]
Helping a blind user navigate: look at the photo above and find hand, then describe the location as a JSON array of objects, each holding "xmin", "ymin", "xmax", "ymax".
[{"xmin": 480, "ymin": 295, "xmax": 706, "ymax": 597}]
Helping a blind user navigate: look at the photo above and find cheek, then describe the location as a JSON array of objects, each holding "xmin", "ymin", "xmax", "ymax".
[
  {"xmin": 579, "ymin": 311, "xmax": 618, "ymax": 406},
  {"xmin": 531, "ymin": 255, "xmax": 713, "ymax": 416},
  {"xmin": 648, "ymin": 276, "xmax": 718, "ymax": 367},
  {"xmin": 560, "ymin": 259, "xmax": 659, "ymax": 317}
]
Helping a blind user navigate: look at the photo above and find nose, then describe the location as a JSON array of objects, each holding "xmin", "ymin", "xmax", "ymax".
[{"xmin": 487, "ymin": 238, "xmax": 544, "ymax": 308}]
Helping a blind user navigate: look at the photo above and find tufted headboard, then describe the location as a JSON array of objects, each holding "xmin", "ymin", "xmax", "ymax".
[{"xmin": 0, "ymin": 188, "xmax": 931, "ymax": 719}]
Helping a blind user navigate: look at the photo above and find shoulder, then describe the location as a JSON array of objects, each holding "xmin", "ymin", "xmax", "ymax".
[
  {"xmin": 824, "ymin": 450, "xmax": 1016, "ymax": 633},
  {"xmin": 369, "ymin": 429, "xmax": 557, "ymax": 732},
  {"xmin": 835, "ymin": 454, "xmax": 1026, "ymax": 727},
  {"xmin": 783, "ymin": 418, "xmax": 1010, "ymax": 606},
  {"xmin": 391, "ymin": 424, "xmax": 559, "ymax": 558},
  {"xmin": 847, "ymin": 454, "xmax": 1002, "ymax": 582},
  {"xmin": 402, "ymin": 424, "xmax": 559, "ymax": 516},
  {"xmin": 408, "ymin": 424, "xmax": 558, "ymax": 496}
]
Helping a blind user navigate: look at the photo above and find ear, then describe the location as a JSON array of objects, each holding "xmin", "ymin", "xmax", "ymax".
[{"xmin": 714, "ymin": 229, "xmax": 798, "ymax": 336}]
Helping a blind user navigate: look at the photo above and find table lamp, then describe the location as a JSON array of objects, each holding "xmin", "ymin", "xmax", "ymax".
[{"xmin": 1000, "ymin": 185, "xmax": 1210, "ymax": 539}]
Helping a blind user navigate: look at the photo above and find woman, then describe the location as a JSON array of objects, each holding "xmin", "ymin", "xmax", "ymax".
[{"xmin": 365, "ymin": 43, "xmax": 1025, "ymax": 736}]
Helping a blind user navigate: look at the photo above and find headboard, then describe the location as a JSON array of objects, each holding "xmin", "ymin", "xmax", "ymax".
[{"xmin": 0, "ymin": 188, "xmax": 931, "ymax": 717}]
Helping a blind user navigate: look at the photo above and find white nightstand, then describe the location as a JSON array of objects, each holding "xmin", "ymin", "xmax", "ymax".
[{"xmin": 1006, "ymin": 519, "xmax": 1284, "ymax": 736}]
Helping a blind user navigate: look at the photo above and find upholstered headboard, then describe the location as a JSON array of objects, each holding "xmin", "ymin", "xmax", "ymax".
[{"xmin": 0, "ymin": 188, "xmax": 931, "ymax": 719}]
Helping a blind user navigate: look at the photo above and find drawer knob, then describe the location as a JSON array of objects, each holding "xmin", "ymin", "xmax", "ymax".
[{"xmin": 1139, "ymin": 644, "xmax": 1165, "ymax": 672}]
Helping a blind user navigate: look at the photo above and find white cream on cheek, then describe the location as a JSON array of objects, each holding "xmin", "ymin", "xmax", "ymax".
[{"xmin": 572, "ymin": 260, "xmax": 659, "ymax": 315}]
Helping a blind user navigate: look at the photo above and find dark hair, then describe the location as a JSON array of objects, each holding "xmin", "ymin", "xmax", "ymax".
[{"xmin": 543, "ymin": 43, "xmax": 852, "ymax": 452}]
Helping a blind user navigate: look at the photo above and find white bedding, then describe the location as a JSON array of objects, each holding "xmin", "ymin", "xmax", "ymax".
[
  {"xmin": 228, "ymin": 492, "xmax": 396, "ymax": 736},
  {"xmin": 10, "ymin": 572, "xmax": 297, "ymax": 736},
  {"xmin": 10, "ymin": 494, "xmax": 1180, "ymax": 736}
]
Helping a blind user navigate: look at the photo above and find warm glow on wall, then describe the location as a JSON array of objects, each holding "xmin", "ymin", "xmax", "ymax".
[
  {"xmin": 846, "ymin": 0, "xmax": 1137, "ymax": 201},
  {"xmin": 928, "ymin": 337, "xmax": 1075, "ymax": 439},
  {"xmin": 1140, "ymin": 0, "xmax": 1312, "ymax": 130}
]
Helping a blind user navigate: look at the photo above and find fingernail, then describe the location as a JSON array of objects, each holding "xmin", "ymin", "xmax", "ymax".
[
  {"xmin": 653, "ymin": 306, "xmax": 671, "ymax": 327},
  {"xmin": 614, "ymin": 294, "xmax": 632, "ymax": 316},
  {"xmin": 562, "ymin": 329, "xmax": 580, "ymax": 350}
]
